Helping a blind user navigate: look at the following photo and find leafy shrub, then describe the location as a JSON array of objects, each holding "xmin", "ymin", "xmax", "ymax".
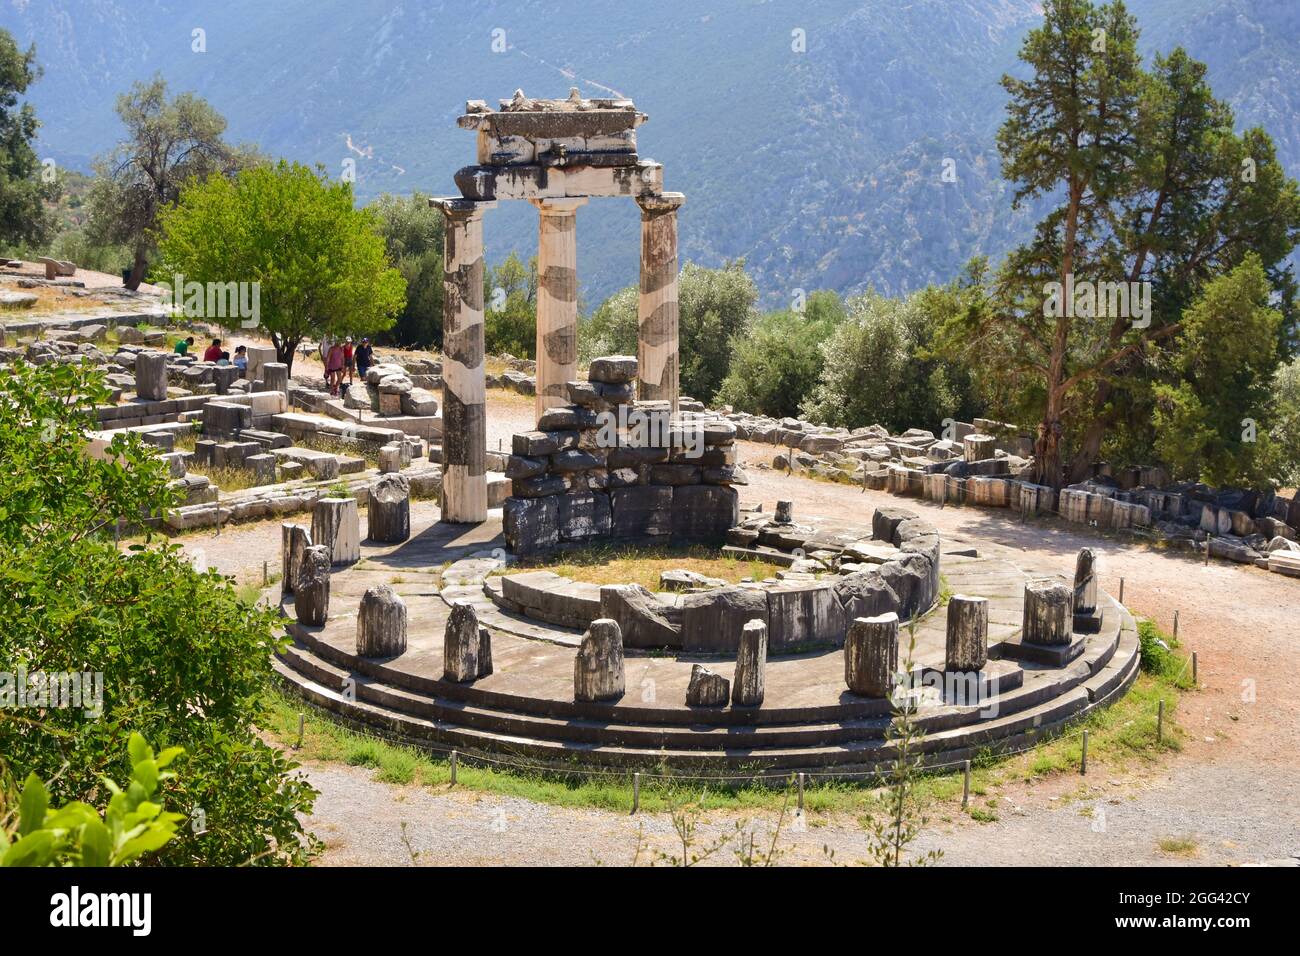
[{"xmin": 0, "ymin": 361, "xmax": 319, "ymax": 865}]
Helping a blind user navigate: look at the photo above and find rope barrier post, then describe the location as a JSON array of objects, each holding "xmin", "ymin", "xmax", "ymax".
[
  {"xmin": 294, "ymin": 713, "xmax": 304, "ymax": 750},
  {"xmin": 1080, "ymin": 730, "xmax": 1088, "ymax": 775},
  {"xmin": 797, "ymin": 772, "xmax": 805, "ymax": 812},
  {"xmin": 1205, "ymin": 535, "xmax": 1211, "ymax": 566},
  {"xmin": 450, "ymin": 749, "xmax": 458, "ymax": 785},
  {"xmin": 962, "ymin": 759, "xmax": 971, "ymax": 809},
  {"xmin": 1173, "ymin": 609, "xmax": 1179, "ymax": 641},
  {"xmin": 1192, "ymin": 651, "xmax": 1198, "ymax": 686},
  {"xmin": 1118, "ymin": 577, "xmax": 1125, "ymax": 604},
  {"xmin": 263, "ymin": 560, "xmax": 269, "ymax": 587},
  {"xmin": 632, "ymin": 772, "xmax": 640, "ymax": 815},
  {"xmin": 1156, "ymin": 700, "xmax": 1164, "ymax": 744}
]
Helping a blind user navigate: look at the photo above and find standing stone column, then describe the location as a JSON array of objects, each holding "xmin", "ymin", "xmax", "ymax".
[
  {"xmin": 945, "ymin": 594, "xmax": 988, "ymax": 672},
  {"xmin": 135, "ymin": 351, "xmax": 169, "ymax": 401},
  {"xmin": 531, "ymin": 198, "xmax": 586, "ymax": 421},
  {"xmin": 845, "ymin": 612, "xmax": 899, "ymax": 697},
  {"xmin": 574, "ymin": 618, "xmax": 626, "ymax": 702},
  {"xmin": 263, "ymin": 362, "xmax": 289, "ymax": 394},
  {"xmin": 295, "ymin": 545, "xmax": 331, "ymax": 626},
  {"xmin": 443, "ymin": 601, "xmax": 492, "ymax": 682},
  {"xmin": 312, "ymin": 496, "xmax": 360, "ymax": 565},
  {"xmin": 732, "ymin": 618, "xmax": 768, "ymax": 706},
  {"xmin": 635, "ymin": 192, "xmax": 685, "ymax": 410},
  {"xmin": 434, "ymin": 197, "xmax": 494, "ymax": 523},
  {"xmin": 356, "ymin": 584, "xmax": 407, "ymax": 657},
  {"xmin": 281, "ymin": 523, "xmax": 311, "ymax": 596},
  {"xmin": 1023, "ymin": 580, "xmax": 1073, "ymax": 645},
  {"xmin": 1074, "ymin": 548, "xmax": 1098, "ymax": 614},
  {"xmin": 367, "ymin": 474, "xmax": 410, "ymax": 543}
]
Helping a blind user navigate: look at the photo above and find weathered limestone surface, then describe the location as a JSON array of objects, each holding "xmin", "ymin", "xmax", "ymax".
[
  {"xmin": 135, "ymin": 351, "xmax": 168, "ymax": 401},
  {"xmin": 295, "ymin": 545, "xmax": 331, "ymax": 626},
  {"xmin": 262, "ymin": 362, "xmax": 289, "ymax": 394},
  {"xmin": 732, "ymin": 619, "xmax": 768, "ymax": 706},
  {"xmin": 679, "ymin": 587, "xmax": 767, "ymax": 653},
  {"xmin": 845, "ymin": 612, "xmax": 899, "ymax": 698},
  {"xmin": 436, "ymin": 198, "xmax": 493, "ymax": 522},
  {"xmin": 444, "ymin": 601, "xmax": 492, "ymax": 682},
  {"xmin": 281, "ymin": 522, "xmax": 311, "ymax": 596},
  {"xmin": 368, "ymin": 474, "xmax": 411, "ymax": 543},
  {"xmin": 533, "ymin": 197, "xmax": 586, "ymax": 419},
  {"xmin": 598, "ymin": 583, "xmax": 680, "ymax": 648},
  {"xmin": 685, "ymin": 664, "xmax": 730, "ymax": 707},
  {"xmin": 312, "ymin": 497, "xmax": 361, "ymax": 565},
  {"xmin": 635, "ymin": 193, "xmax": 684, "ymax": 409},
  {"xmin": 774, "ymin": 499, "xmax": 794, "ymax": 524},
  {"xmin": 1073, "ymin": 548, "xmax": 1098, "ymax": 614},
  {"xmin": 1023, "ymin": 580, "xmax": 1073, "ymax": 646},
  {"xmin": 574, "ymin": 618, "xmax": 626, "ymax": 702},
  {"xmin": 945, "ymin": 594, "xmax": 988, "ymax": 672},
  {"xmin": 356, "ymin": 584, "xmax": 408, "ymax": 657}
]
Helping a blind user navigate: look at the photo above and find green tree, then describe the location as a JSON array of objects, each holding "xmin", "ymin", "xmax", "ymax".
[
  {"xmin": 803, "ymin": 286, "xmax": 979, "ymax": 434},
  {"xmin": 1270, "ymin": 356, "xmax": 1300, "ymax": 489},
  {"xmin": 952, "ymin": 0, "xmax": 1300, "ymax": 487},
  {"xmin": 716, "ymin": 290, "xmax": 845, "ymax": 418},
  {"xmin": 0, "ymin": 360, "xmax": 319, "ymax": 866},
  {"xmin": 484, "ymin": 251, "xmax": 537, "ymax": 358},
  {"xmin": 86, "ymin": 76, "xmax": 255, "ymax": 289},
  {"xmin": 1152, "ymin": 256, "xmax": 1282, "ymax": 487},
  {"xmin": 581, "ymin": 260, "xmax": 759, "ymax": 402},
  {"xmin": 0, "ymin": 30, "xmax": 55, "ymax": 247},
  {"xmin": 157, "ymin": 160, "xmax": 407, "ymax": 372},
  {"xmin": 372, "ymin": 191, "xmax": 444, "ymax": 348}
]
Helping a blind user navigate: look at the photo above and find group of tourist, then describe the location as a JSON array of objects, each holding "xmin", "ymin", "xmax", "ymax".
[
  {"xmin": 323, "ymin": 337, "xmax": 373, "ymax": 397},
  {"xmin": 173, "ymin": 336, "xmax": 249, "ymax": 373},
  {"xmin": 170, "ymin": 333, "xmax": 375, "ymax": 395}
]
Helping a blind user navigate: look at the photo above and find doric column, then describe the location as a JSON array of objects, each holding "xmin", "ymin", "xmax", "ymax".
[
  {"xmin": 433, "ymin": 198, "xmax": 494, "ymax": 523},
  {"xmin": 532, "ymin": 198, "xmax": 586, "ymax": 422},
  {"xmin": 635, "ymin": 192, "xmax": 684, "ymax": 410}
]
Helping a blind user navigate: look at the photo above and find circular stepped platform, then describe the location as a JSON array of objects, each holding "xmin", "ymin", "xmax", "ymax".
[{"xmin": 271, "ymin": 516, "xmax": 1141, "ymax": 775}]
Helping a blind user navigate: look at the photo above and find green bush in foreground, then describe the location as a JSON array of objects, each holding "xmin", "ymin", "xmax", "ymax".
[{"xmin": 0, "ymin": 361, "xmax": 319, "ymax": 865}]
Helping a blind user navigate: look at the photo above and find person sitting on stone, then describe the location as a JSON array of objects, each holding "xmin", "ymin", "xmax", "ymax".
[
  {"xmin": 203, "ymin": 338, "xmax": 223, "ymax": 362},
  {"xmin": 174, "ymin": 336, "xmax": 195, "ymax": 356},
  {"xmin": 217, "ymin": 350, "xmax": 232, "ymax": 366},
  {"xmin": 232, "ymin": 345, "xmax": 248, "ymax": 374}
]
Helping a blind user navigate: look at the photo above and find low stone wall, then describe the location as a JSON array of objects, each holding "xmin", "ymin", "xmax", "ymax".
[{"xmin": 490, "ymin": 505, "xmax": 941, "ymax": 655}]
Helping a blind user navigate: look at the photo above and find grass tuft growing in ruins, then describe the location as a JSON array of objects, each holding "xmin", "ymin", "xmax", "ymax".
[{"xmin": 493, "ymin": 542, "xmax": 786, "ymax": 591}]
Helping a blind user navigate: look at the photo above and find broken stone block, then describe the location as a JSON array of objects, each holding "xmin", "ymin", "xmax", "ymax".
[
  {"xmin": 312, "ymin": 496, "xmax": 360, "ymax": 565},
  {"xmin": 845, "ymin": 612, "xmax": 899, "ymax": 698},
  {"xmin": 587, "ymin": 355, "xmax": 637, "ymax": 384},
  {"xmin": 368, "ymin": 473, "xmax": 410, "ymax": 543},
  {"xmin": 732, "ymin": 619, "xmax": 768, "ymax": 706},
  {"xmin": 679, "ymin": 587, "xmax": 767, "ymax": 652},
  {"xmin": 295, "ymin": 545, "xmax": 332, "ymax": 626},
  {"xmin": 444, "ymin": 601, "xmax": 491, "ymax": 682},
  {"xmin": 246, "ymin": 453, "xmax": 277, "ymax": 485},
  {"xmin": 135, "ymin": 351, "xmax": 169, "ymax": 401},
  {"xmin": 670, "ymin": 484, "xmax": 738, "ymax": 542},
  {"xmin": 356, "ymin": 584, "xmax": 407, "ymax": 657},
  {"xmin": 281, "ymin": 523, "xmax": 311, "ymax": 596},
  {"xmin": 685, "ymin": 664, "xmax": 730, "ymax": 707},
  {"xmin": 574, "ymin": 618, "xmax": 625, "ymax": 702},
  {"xmin": 945, "ymin": 594, "xmax": 988, "ymax": 671},
  {"xmin": 503, "ymin": 495, "xmax": 560, "ymax": 555},
  {"xmin": 1022, "ymin": 580, "xmax": 1072, "ymax": 645},
  {"xmin": 598, "ymin": 583, "xmax": 680, "ymax": 648}
]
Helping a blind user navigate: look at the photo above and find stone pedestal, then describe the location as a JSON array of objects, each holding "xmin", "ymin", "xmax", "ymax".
[
  {"xmin": 945, "ymin": 594, "xmax": 988, "ymax": 672},
  {"xmin": 443, "ymin": 601, "xmax": 492, "ymax": 682},
  {"xmin": 356, "ymin": 584, "xmax": 407, "ymax": 657},
  {"xmin": 574, "ymin": 618, "xmax": 626, "ymax": 702},
  {"xmin": 732, "ymin": 619, "xmax": 768, "ymax": 706},
  {"xmin": 263, "ymin": 362, "xmax": 289, "ymax": 393},
  {"xmin": 845, "ymin": 612, "xmax": 899, "ymax": 697},
  {"xmin": 378, "ymin": 444, "xmax": 402, "ymax": 474},
  {"xmin": 367, "ymin": 474, "xmax": 410, "ymax": 543},
  {"xmin": 435, "ymin": 198, "xmax": 493, "ymax": 522},
  {"xmin": 774, "ymin": 500, "xmax": 794, "ymax": 524},
  {"xmin": 135, "ymin": 351, "xmax": 169, "ymax": 401},
  {"xmin": 963, "ymin": 433, "xmax": 995, "ymax": 463},
  {"xmin": 1023, "ymin": 580, "xmax": 1073, "ymax": 645},
  {"xmin": 246, "ymin": 345, "xmax": 277, "ymax": 383},
  {"xmin": 295, "ymin": 545, "xmax": 331, "ymax": 626},
  {"xmin": 312, "ymin": 496, "xmax": 360, "ymax": 565},
  {"xmin": 1073, "ymin": 547, "xmax": 1102, "ymax": 631},
  {"xmin": 532, "ymin": 198, "xmax": 586, "ymax": 421},
  {"xmin": 213, "ymin": 365, "xmax": 240, "ymax": 395},
  {"xmin": 635, "ymin": 193, "xmax": 684, "ymax": 410},
  {"xmin": 281, "ymin": 523, "xmax": 311, "ymax": 595},
  {"xmin": 685, "ymin": 664, "xmax": 730, "ymax": 707}
]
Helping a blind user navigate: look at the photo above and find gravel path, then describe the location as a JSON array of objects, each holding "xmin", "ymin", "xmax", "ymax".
[{"xmin": 182, "ymin": 398, "xmax": 1300, "ymax": 865}]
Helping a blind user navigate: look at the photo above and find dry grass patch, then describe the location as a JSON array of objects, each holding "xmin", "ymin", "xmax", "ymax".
[{"xmin": 500, "ymin": 542, "xmax": 785, "ymax": 591}]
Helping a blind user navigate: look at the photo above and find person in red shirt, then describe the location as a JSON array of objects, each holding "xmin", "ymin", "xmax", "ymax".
[
  {"xmin": 203, "ymin": 338, "xmax": 223, "ymax": 362},
  {"xmin": 343, "ymin": 337, "xmax": 355, "ymax": 385}
]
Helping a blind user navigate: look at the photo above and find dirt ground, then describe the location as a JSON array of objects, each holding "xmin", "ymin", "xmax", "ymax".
[{"xmin": 179, "ymin": 396, "xmax": 1300, "ymax": 866}]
